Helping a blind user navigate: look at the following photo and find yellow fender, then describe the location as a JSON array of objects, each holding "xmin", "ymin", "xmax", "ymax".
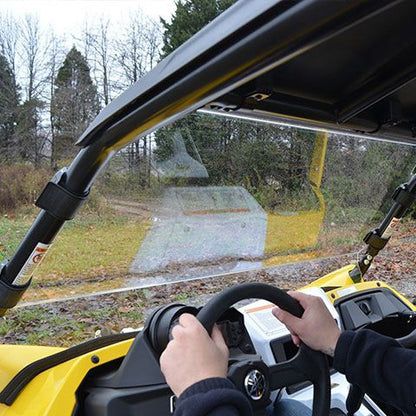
[{"xmin": 0, "ymin": 339, "xmax": 134, "ymax": 416}]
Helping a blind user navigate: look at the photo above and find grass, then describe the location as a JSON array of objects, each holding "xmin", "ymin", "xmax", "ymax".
[
  {"xmin": 0, "ymin": 208, "xmax": 150, "ymax": 280},
  {"xmin": 34, "ymin": 215, "xmax": 150, "ymax": 281},
  {"xmin": 0, "ymin": 214, "xmax": 35, "ymax": 262},
  {"xmin": 0, "ymin": 203, "xmax": 411, "ymax": 305},
  {"xmin": 0, "ymin": 319, "xmax": 13, "ymax": 335},
  {"xmin": 0, "ymin": 205, "xmax": 377, "ymax": 288},
  {"xmin": 1, "ymin": 308, "xmax": 91, "ymax": 346}
]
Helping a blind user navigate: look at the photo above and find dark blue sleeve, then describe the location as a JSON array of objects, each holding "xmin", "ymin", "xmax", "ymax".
[
  {"xmin": 173, "ymin": 377, "xmax": 252, "ymax": 416},
  {"xmin": 333, "ymin": 329, "xmax": 416, "ymax": 415}
]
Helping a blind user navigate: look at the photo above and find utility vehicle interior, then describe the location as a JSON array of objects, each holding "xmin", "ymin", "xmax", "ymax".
[{"xmin": 0, "ymin": 1, "xmax": 415, "ymax": 416}]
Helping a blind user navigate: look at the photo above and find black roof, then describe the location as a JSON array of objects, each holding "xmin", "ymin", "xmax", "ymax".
[{"xmin": 78, "ymin": 0, "xmax": 416, "ymax": 150}]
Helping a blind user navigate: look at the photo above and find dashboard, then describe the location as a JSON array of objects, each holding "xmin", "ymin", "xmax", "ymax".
[
  {"xmin": 235, "ymin": 285, "xmax": 416, "ymax": 415},
  {"xmin": 334, "ymin": 287, "xmax": 416, "ymax": 339}
]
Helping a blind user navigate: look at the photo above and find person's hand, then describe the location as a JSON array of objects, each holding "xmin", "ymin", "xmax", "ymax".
[
  {"xmin": 160, "ymin": 313, "xmax": 229, "ymax": 397},
  {"xmin": 272, "ymin": 291, "xmax": 341, "ymax": 356}
]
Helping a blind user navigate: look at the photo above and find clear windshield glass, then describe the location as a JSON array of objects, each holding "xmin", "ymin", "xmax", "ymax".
[{"xmin": 20, "ymin": 111, "xmax": 416, "ymax": 304}]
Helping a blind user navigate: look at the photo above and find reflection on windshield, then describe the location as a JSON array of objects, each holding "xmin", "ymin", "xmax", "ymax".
[
  {"xmin": 24, "ymin": 112, "xmax": 415, "ymax": 303},
  {"xmin": 132, "ymin": 129, "xmax": 329, "ymax": 278},
  {"xmin": 130, "ymin": 186, "xmax": 267, "ymax": 274},
  {"xmin": 155, "ymin": 130, "xmax": 208, "ymax": 178}
]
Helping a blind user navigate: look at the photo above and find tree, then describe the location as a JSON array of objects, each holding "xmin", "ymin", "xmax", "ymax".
[
  {"xmin": 15, "ymin": 98, "xmax": 46, "ymax": 165},
  {"xmin": 161, "ymin": 0, "xmax": 236, "ymax": 56},
  {"xmin": 45, "ymin": 33, "xmax": 66, "ymax": 166},
  {"xmin": 1, "ymin": 14, "xmax": 55, "ymax": 165},
  {"xmin": 0, "ymin": 14, "xmax": 20, "ymax": 87},
  {"xmin": 51, "ymin": 46, "xmax": 100, "ymax": 164},
  {"xmin": 0, "ymin": 53, "xmax": 19, "ymax": 161},
  {"xmin": 19, "ymin": 15, "xmax": 51, "ymax": 166},
  {"xmin": 81, "ymin": 18, "xmax": 113, "ymax": 106},
  {"xmin": 115, "ymin": 11, "xmax": 161, "ymax": 89},
  {"xmin": 112, "ymin": 11, "xmax": 162, "ymax": 186}
]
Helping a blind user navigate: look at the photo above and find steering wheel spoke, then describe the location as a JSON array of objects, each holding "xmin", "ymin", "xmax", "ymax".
[
  {"xmin": 269, "ymin": 359, "xmax": 307, "ymax": 390},
  {"xmin": 269, "ymin": 342, "xmax": 329, "ymax": 389}
]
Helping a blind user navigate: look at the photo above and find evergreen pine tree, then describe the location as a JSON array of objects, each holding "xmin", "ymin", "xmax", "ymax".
[
  {"xmin": 0, "ymin": 54, "xmax": 19, "ymax": 161},
  {"xmin": 51, "ymin": 46, "xmax": 100, "ymax": 163},
  {"xmin": 161, "ymin": 0, "xmax": 236, "ymax": 56}
]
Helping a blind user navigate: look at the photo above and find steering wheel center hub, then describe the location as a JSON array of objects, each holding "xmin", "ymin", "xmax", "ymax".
[{"xmin": 244, "ymin": 368, "xmax": 267, "ymax": 400}]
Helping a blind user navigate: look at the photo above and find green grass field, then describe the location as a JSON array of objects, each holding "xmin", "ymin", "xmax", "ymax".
[
  {"xmin": 0, "ymin": 204, "xmax": 411, "ymax": 303},
  {"xmin": 0, "ymin": 209, "xmax": 150, "ymax": 281},
  {"xmin": 0, "ymin": 215, "xmax": 34, "ymax": 262}
]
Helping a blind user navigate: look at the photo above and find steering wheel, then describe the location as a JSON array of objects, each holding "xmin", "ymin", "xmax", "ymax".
[{"xmin": 193, "ymin": 282, "xmax": 331, "ymax": 416}]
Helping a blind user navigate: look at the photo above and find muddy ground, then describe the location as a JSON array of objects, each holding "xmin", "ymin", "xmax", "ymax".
[{"xmin": 1, "ymin": 235, "xmax": 414, "ymax": 347}]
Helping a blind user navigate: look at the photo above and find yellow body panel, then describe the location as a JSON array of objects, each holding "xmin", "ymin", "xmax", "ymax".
[
  {"xmin": 326, "ymin": 280, "xmax": 416, "ymax": 310},
  {"xmin": 0, "ymin": 339, "xmax": 134, "ymax": 416},
  {"xmin": 301, "ymin": 264, "xmax": 359, "ymax": 291},
  {"xmin": 301, "ymin": 264, "xmax": 415, "ymax": 310},
  {"xmin": 0, "ymin": 345, "xmax": 64, "ymax": 391}
]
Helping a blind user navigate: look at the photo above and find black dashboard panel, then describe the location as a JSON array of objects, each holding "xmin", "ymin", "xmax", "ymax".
[
  {"xmin": 217, "ymin": 308, "xmax": 256, "ymax": 355},
  {"xmin": 334, "ymin": 288, "xmax": 411, "ymax": 331}
]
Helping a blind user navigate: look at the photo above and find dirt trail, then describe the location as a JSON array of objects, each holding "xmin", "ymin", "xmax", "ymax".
[{"xmin": 107, "ymin": 198, "xmax": 155, "ymax": 219}]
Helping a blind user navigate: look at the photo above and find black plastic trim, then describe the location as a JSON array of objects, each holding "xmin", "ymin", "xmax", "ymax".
[
  {"xmin": 363, "ymin": 231, "xmax": 390, "ymax": 250},
  {"xmin": 0, "ymin": 275, "xmax": 30, "ymax": 312},
  {"xmin": 392, "ymin": 184, "xmax": 416, "ymax": 207},
  {"xmin": 0, "ymin": 331, "xmax": 138, "ymax": 406},
  {"xmin": 333, "ymin": 287, "xmax": 411, "ymax": 330},
  {"xmin": 35, "ymin": 180, "xmax": 89, "ymax": 221}
]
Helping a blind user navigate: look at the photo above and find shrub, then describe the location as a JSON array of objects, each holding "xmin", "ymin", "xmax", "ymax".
[{"xmin": 0, "ymin": 164, "xmax": 52, "ymax": 213}]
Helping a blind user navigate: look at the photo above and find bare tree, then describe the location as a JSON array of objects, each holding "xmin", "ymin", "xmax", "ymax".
[
  {"xmin": 112, "ymin": 10, "xmax": 162, "ymax": 185},
  {"xmin": 114, "ymin": 11, "xmax": 161, "ymax": 90},
  {"xmin": 44, "ymin": 33, "xmax": 66, "ymax": 167},
  {"xmin": 17, "ymin": 15, "xmax": 53, "ymax": 166},
  {"xmin": 81, "ymin": 18, "xmax": 114, "ymax": 106},
  {"xmin": 0, "ymin": 14, "xmax": 20, "ymax": 88},
  {"xmin": 21, "ymin": 15, "xmax": 41, "ymax": 100}
]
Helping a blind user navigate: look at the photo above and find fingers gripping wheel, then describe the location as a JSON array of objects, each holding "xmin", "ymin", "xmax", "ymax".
[
  {"xmin": 147, "ymin": 304, "xmax": 199, "ymax": 355},
  {"xmin": 196, "ymin": 282, "xmax": 331, "ymax": 416}
]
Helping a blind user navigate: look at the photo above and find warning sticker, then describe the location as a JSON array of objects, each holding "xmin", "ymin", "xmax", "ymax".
[
  {"xmin": 12, "ymin": 243, "xmax": 51, "ymax": 286},
  {"xmin": 337, "ymin": 286, "xmax": 357, "ymax": 298},
  {"xmin": 245, "ymin": 303, "xmax": 286, "ymax": 336}
]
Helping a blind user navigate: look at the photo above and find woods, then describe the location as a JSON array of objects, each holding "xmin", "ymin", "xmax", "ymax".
[
  {"xmin": 0, "ymin": 10, "xmax": 162, "ymax": 168},
  {"xmin": 0, "ymin": 0, "xmax": 415, "ymax": 217}
]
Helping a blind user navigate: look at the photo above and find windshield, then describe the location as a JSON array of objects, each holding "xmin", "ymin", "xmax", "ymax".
[{"xmin": 8, "ymin": 111, "xmax": 413, "ymax": 306}]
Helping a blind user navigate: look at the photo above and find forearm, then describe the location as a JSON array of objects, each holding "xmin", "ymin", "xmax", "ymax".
[
  {"xmin": 333, "ymin": 329, "xmax": 416, "ymax": 415},
  {"xmin": 174, "ymin": 378, "xmax": 252, "ymax": 416}
]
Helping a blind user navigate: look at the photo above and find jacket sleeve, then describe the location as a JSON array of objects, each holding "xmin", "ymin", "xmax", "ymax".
[
  {"xmin": 173, "ymin": 377, "xmax": 252, "ymax": 416},
  {"xmin": 333, "ymin": 329, "xmax": 416, "ymax": 415}
]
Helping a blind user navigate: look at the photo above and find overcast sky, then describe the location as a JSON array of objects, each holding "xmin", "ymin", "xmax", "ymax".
[{"xmin": 0, "ymin": 0, "xmax": 176, "ymax": 36}]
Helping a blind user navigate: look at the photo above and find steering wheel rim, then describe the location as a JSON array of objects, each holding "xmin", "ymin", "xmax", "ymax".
[{"xmin": 196, "ymin": 282, "xmax": 330, "ymax": 416}]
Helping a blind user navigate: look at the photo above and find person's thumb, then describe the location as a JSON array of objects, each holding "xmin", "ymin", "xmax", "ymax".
[{"xmin": 272, "ymin": 306, "xmax": 300, "ymax": 329}]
